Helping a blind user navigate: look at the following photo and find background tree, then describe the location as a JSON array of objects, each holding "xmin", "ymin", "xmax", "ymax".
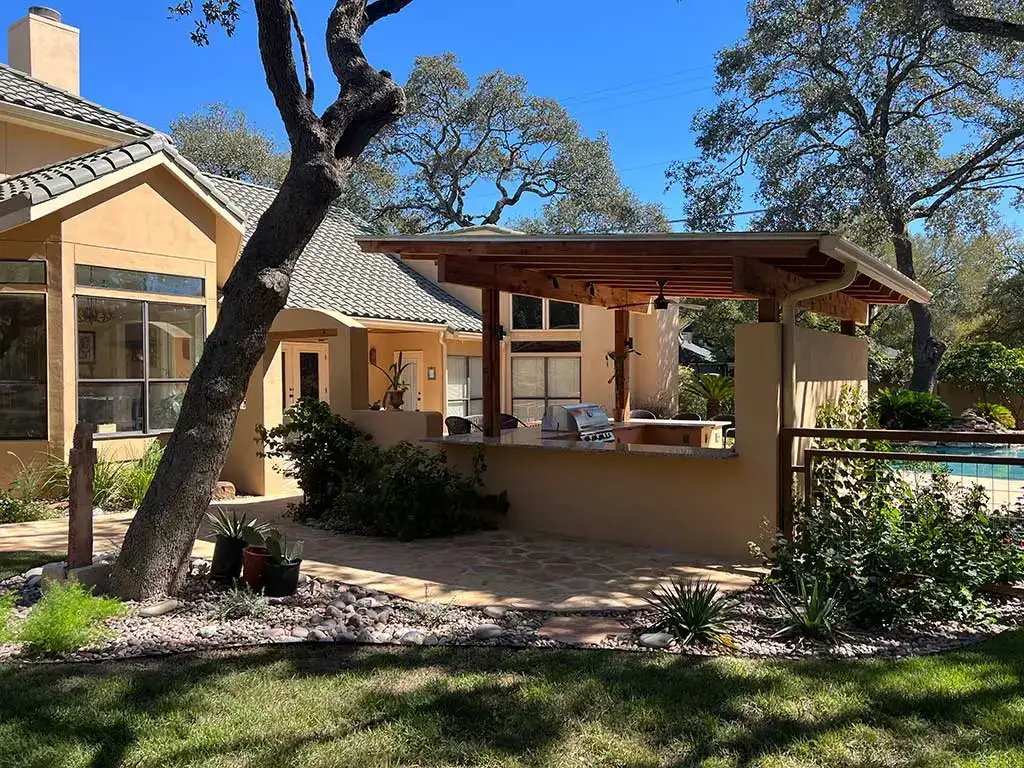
[
  {"xmin": 671, "ymin": 0, "xmax": 1024, "ymax": 391},
  {"xmin": 111, "ymin": 0, "xmax": 415, "ymax": 600},
  {"xmin": 375, "ymin": 53, "xmax": 661, "ymax": 232}
]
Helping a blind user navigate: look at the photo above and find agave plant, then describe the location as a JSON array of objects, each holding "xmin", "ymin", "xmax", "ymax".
[
  {"xmin": 681, "ymin": 373, "xmax": 735, "ymax": 418},
  {"xmin": 207, "ymin": 508, "xmax": 270, "ymax": 542},
  {"xmin": 265, "ymin": 530, "xmax": 304, "ymax": 565},
  {"xmin": 771, "ymin": 577, "xmax": 846, "ymax": 642},
  {"xmin": 644, "ymin": 578, "xmax": 737, "ymax": 649}
]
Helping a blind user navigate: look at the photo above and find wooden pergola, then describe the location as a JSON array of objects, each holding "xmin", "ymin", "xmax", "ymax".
[{"xmin": 358, "ymin": 232, "xmax": 931, "ymax": 437}]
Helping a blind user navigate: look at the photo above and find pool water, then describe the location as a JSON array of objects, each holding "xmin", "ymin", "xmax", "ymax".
[{"xmin": 929, "ymin": 444, "xmax": 1024, "ymax": 482}]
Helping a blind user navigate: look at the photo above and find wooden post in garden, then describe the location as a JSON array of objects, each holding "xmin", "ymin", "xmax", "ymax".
[{"xmin": 67, "ymin": 423, "xmax": 96, "ymax": 569}]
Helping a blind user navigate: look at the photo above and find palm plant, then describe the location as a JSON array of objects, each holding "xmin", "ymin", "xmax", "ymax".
[
  {"xmin": 681, "ymin": 373, "xmax": 735, "ymax": 417},
  {"xmin": 644, "ymin": 578, "xmax": 737, "ymax": 649}
]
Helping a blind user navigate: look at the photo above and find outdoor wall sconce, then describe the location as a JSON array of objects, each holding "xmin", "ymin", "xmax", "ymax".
[{"xmin": 368, "ymin": 347, "xmax": 377, "ymax": 365}]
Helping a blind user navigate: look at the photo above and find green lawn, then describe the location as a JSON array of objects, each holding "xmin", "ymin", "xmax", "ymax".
[
  {"xmin": 1, "ymin": 632, "xmax": 1024, "ymax": 768},
  {"xmin": 0, "ymin": 550, "xmax": 64, "ymax": 579}
]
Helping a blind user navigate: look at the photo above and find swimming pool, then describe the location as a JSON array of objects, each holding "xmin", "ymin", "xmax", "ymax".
[{"xmin": 926, "ymin": 444, "xmax": 1024, "ymax": 482}]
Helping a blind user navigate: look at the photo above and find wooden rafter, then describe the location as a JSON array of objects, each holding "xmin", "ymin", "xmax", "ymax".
[{"xmin": 732, "ymin": 258, "xmax": 870, "ymax": 324}]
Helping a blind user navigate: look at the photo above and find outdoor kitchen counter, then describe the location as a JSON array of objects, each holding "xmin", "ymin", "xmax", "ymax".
[{"xmin": 424, "ymin": 426, "xmax": 737, "ymax": 459}]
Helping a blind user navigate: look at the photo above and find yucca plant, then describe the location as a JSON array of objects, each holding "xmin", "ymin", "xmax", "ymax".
[
  {"xmin": 644, "ymin": 578, "xmax": 738, "ymax": 649},
  {"xmin": 681, "ymin": 374, "xmax": 735, "ymax": 417},
  {"xmin": 119, "ymin": 442, "xmax": 164, "ymax": 509},
  {"xmin": 207, "ymin": 508, "xmax": 270, "ymax": 542},
  {"xmin": 207, "ymin": 509, "xmax": 272, "ymax": 584},
  {"xmin": 771, "ymin": 577, "xmax": 846, "ymax": 642}
]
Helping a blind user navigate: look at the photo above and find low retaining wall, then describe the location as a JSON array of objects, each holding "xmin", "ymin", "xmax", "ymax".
[{"xmin": 346, "ymin": 410, "xmax": 443, "ymax": 448}]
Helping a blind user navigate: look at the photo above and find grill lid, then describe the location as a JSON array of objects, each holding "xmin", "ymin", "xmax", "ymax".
[{"xmin": 541, "ymin": 403, "xmax": 611, "ymax": 433}]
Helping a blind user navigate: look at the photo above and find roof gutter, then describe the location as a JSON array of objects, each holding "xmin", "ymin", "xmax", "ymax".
[{"xmin": 819, "ymin": 235, "xmax": 932, "ymax": 304}]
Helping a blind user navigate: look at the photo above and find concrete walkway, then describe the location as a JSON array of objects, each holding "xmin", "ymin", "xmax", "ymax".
[{"xmin": 0, "ymin": 497, "xmax": 763, "ymax": 611}]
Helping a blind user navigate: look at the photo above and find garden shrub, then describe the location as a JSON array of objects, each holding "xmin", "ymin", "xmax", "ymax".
[
  {"xmin": 118, "ymin": 442, "xmax": 164, "ymax": 509},
  {"xmin": 261, "ymin": 400, "xmax": 508, "ymax": 540},
  {"xmin": 677, "ymin": 367, "xmax": 708, "ymax": 417},
  {"xmin": 939, "ymin": 341, "xmax": 1024, "ymax": 401},
  {"xmin": 974, "ymin": 402, "xmax": 1016, "ymax": 429},
  {"xmin": 870, "ymin": 388, "xmax": 952, "ymax": 430},
  {"xmin": 17, "ymin": 581, "xmax": 126, "ymax": 654},
  {"xmin": 0, "ymin": 491, "xmax": 51, "ymax": 525}
]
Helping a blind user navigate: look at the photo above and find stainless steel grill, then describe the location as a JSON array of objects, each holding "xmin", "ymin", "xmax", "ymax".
[{"xmin": 541, "ymin": 403, "xmax": 615, "ymax": 443}]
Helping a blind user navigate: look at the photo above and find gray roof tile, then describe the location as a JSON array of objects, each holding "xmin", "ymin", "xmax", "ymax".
[
  {"xmin": 0, "ymin": 134, "xmax": 245, "ymax": 221},
  {"xmin": 0, "ymin": 63, "xmax": 154, "ymax": 138},
  {"xmin": 209, "ymin": 175, "xmax": 482, "ymax": 333}
]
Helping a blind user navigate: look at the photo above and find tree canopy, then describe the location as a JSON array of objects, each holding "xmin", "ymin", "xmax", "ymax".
[{"xmin": 672, "ymin": 0, "xmax": 1024, "ymax": 391}]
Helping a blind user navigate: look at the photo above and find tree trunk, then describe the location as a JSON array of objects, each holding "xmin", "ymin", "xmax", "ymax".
[
  {"xmin": 109, "ymin": 159, "xmax": 343, "ymax": 600},
  {"xmin": 891, "ymin": 225, "xmax": 946, "ymax": 392}
]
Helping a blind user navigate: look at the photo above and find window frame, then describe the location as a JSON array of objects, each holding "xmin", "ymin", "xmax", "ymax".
[
  {"xmin": 445, "ymin": 355, "xmax": 483, "ymax": 417},
  {"xmin": 0, "ymin": 260, "xmax": 47, "ymax": 285},
  {"xmin": 75, "ymin": 264, "xmax": 205, "ymax": 298},
  {"xmin": 510, "ymin": 295, "xmax": 581, "ymax": 331},
  {"xmin": 510, "ymin": 354, "xmax": 582, "ymax": 422},
  {"xmin": 0, "ymin": 291, "xmax": 48, "ymax": 441},
  {"xmin": 75, "ymin": 296, "xmax": 205, "ymax": 437}
]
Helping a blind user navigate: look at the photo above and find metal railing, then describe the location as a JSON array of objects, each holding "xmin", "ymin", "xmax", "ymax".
[{"xmin": 779, "ymin": 427, "xmax": 1024, "ymax": 537}]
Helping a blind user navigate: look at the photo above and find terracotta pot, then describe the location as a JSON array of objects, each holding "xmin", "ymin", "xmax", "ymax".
[
  {"xmin": 210, "ymin": 535, "xmax": 245, "ymax": 583},
  {"xmin": 264, "ymin": 560, "xmax": 302, "ymax": 597},
  {"xmin": 242, "ymin": 546, "xmax": 270, "ymax": 591},
  {"xmin": 386, "ymin": 389, "xmax": 406, "ymax": 410}
]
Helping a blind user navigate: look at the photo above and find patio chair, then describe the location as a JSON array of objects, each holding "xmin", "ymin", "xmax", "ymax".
[
  {"xmin": 445, "ymin": 416, "xmax": 478, "ymax": 435},
  {"xmin": 712, "ymin": 412, "xmax": 736, "ymax": 439},
  {"xmin": 629, "ymin": 409, "xmax": 657, "ymax": 419},
  {"xmin": 673, "ymin": 412, "xmax": 702, "ymax": 421},
  {"xmin": 500, "ymin": 413, "xmax": 527, "ymax": 429}
]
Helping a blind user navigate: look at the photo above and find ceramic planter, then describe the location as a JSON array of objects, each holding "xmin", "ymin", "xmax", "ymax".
[
  {"xmin": 242, "ymin": 546, "xmax": 270, "ymax": 591},
  {"xmin": 264, "ymin": 560, "xmax": 302, "ymax": 597},
  {"xmin": 210, "ymin": 535, "xmax": 245, "ymax": 583},
  {"xmin": 386, "ymin": 389, "xmax": 406, "ymax": 410}
]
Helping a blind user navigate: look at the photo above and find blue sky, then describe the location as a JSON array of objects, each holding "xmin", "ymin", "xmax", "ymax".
[{"xmin": 0, "ymin": 0, "xmax": 750, "ymax": 223}]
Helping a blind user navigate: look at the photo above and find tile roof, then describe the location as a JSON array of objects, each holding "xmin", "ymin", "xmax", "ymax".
[
  {"xmin": 0, "ymin": 63, "xmax": 154, "ymax": 137},
  {"xmin": 0, "ymin": 134, "xmax": 244, "ymax": 220},
  {"xmin": 209, "ymin": 175, "xmax": 482, "ymax": 332}
]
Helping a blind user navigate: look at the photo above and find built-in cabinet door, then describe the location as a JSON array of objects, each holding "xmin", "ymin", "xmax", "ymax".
[{"xmin": 282, "ymin": 342, "xmax": 330, "ymax": 409}]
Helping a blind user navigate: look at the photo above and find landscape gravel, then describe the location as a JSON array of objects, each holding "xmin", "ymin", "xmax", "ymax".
[{"xmin": 1, "ymin": 556, "xmax": 1022, "ymax": 663}]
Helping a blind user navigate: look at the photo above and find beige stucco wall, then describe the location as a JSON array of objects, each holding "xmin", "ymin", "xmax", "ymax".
[
  {"xmin": 792, "ymin": 326, "xmax": 869, "ymax": 429},
  {"xmin": 367, "ymin": 329, "xmax": 445, "ymax": 412},
  {"xmin": 0, "ymin": 119, "xmax": 104, "ymax": 179},
  {"xmin": 347, "ymin": 409, "xmax": 443, "ymax": 447},
  {"xmin": 936, "ymin": 382, "xmax": 1024, "ymax": 424}
]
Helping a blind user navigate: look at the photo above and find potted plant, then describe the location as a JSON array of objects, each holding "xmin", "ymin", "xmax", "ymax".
[
  {"xmin": 264, "ymin": 530, "xmax": 305, "ymax": 597},
  {"xmin": 241, "ymin": 526, "xmax": 271, "ymax": 591},
  {"xmin": 207, "ymin": 508, "xmax": 269, "ymax": 583},
  {"xmin": 372, "ymin": 351, "xmax": 412, "ymax": 410}
]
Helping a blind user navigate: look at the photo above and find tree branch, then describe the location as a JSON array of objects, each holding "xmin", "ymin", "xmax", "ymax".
[
  {"xmin": 364, "ymin": 0, "xmax": 415, "ymax": 31},
  {"xmin": 289, "ymin": 1, "xmax": 315, "ymax": 102},
  {"xmin": 932, "ymin": 0, "xmax": 1024, "ymax": 42},
  {"xmin": 254, "ymin": 0, "xmax": 319, "ymax": 148}
]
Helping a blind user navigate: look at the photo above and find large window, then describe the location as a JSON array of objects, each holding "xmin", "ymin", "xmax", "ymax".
[
  {"xmin": 0, "ymin": 260, "xmax": 46, "ymax": 284},
  {"xmin": 511, "ymin": 296, "xmax": 580, "ymax": 330},
  {"xmin": 511, "ymin": 356, "xmax": 581, "ymax": 424},
  {"xmin": 75, "ymin": 265, "xmax": 204, "ymax": 298},
  {"xmin": 0, "ymin": 294, "xmax": 47, "ymax": 439},
  {"xmin": 446, "ymin": 355, "xmax": 482, "ymax": 417},
  {"xmin": 76, "ymin": 297, "xmax": 204, "ymax": 435}
]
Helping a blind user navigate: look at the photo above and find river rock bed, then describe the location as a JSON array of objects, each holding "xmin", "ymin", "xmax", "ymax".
[{"xmin": 1, "ymin": 556, "xmax": 1022, "ymax": 662}]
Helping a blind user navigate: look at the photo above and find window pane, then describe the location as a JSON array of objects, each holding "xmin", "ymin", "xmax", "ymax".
[
  {"xmin": 446, "ymin": 399, "xmax": 467, "ymax": 418},
  {"xmin": 77, "ymin": 298, "xmax": 144, "ymax": 379},
  {"xmin": 149, "ymin": 382, "xmax": 188, "ymax": 431},
  {"xmin": 548, "ymin": 301, "xmax": 580, "ymax": 330},
  {"xmin": 547, "ymin": 357, "xmax": 581, "ymax": 398},
  {"xmin": 511, "ymin": 357, "xmax": 545, "ymax": 397},
  {"xmin": 446, "ymin": 356, "xmax": 468, "ymax": 402},
  {"xmin": 512, "ymin": 295, "xmax": 543, "ymax": 329},
  {"xmin": 510, "ymin": 341, "xmax": 582, "ymax": 354},
  {"xmin": 468, "ymin": 398, "xmax": 484, "ymax": 416},
  {"xmin": 0, "ymin": 294, "xmax": 47, "ymax": 439},
  {"xmin": 469, "ymin": 357, "xmax": 483, "ymax": 399},
  {"xmin": 0, "ymin": 261, "xmax": 46, "ymax": 284},
  {"xmin": 512, "ymin": 399, "xmax": 546, "ymax": 424},
  {"xmin": 79, "ymin": 382, "xmax": 143, "ymax": 433},
  {"xmin": 76, "ymin": 265, "xmax": 204, "ymax": 297},
  {"xmin": 149, "ymin": 303, "xmax": 204, "ymax": 379}
]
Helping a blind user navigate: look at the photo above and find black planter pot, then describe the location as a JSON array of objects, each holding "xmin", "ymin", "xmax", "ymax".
[
  {"xmin": 264, "ymin": 560, "xmax": 302, "ymax": 598},
  {"xmin": 210, "ymin": 535, "xmax": 245, "ymax": 583}
]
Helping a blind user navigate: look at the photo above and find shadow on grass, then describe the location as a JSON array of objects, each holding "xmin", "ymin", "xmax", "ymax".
[
  {"xmin": 0, "ymin": 550, "xmax": 65, "ymax": 580},
  {"xmin": 1, "ymin": 632, "xmax": 1024, "ymax": 767}
]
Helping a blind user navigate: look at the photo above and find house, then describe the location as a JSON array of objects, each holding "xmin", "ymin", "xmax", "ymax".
[{"xmin": 0, "ymin": 6, "xmax": 679, "ymax": 491}]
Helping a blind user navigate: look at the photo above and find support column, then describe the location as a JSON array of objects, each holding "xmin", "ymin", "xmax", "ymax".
[
  {"xmin": 758, "ymin": 298, "xmax": 780, "ymax": 323},
  {"xmin": 482, "ymin": 288, "xmax": 502, "ymax": 437},
  {"xmin": 614, "ymin": 309, "xmax": 631, "ymax": 422},
  {"xmin": 840, "ymin": 319, "xmax": 857, "ymax": 336}
]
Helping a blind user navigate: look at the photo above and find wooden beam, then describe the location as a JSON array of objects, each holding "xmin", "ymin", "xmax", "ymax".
[
  {"xmin": 614, "ymin": 310, "xmax": 631, "ymax": 422},
  {"xmin": 733, "ymin": 258, "xmax": 870, "ymax": 324},
  {"xmin": 758, "ymin": 298, "xmax": 780, "ymax": 323},
  {"xmin": 439, "ymin": 257, "xmax": 650, "ymax": 313},
  {"xmin": 840, "ymin": 319, "xmax": 857, "ymax": 336},
  {"xmin": 481, "ymin": 288, "xmax": 502, "ymax": 438},
  {"xmin": 267, "ymin": 328, "xmax": 338, "ymax": 342}
]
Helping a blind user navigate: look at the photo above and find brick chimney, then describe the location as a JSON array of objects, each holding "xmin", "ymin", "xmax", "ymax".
[{"xmin": 7, "ymin": 7, "xmax": 80, "ymax": 94}]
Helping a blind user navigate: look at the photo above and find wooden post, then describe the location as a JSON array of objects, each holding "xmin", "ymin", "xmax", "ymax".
[
  {"xmin": 758, "ymin": 298, "xmax": 780, "ymax": 323},
  {"xmin": 67, "ymin": 422, "xmax": 96, "ymax": 569},
  {"xmin": 840, "ymin": 319, "xmax": 857, "ymax": 336},
  {"xmin": 481, "ymin": 288, "xmax": 502, "ymax": 437},
  {"xmin": 614, "ymin": 309, "xmax": 631, "ymax": 422}
]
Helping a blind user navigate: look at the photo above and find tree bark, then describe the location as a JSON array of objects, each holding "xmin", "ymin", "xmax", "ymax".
[
  {"xmin": 109, "ymin": 0, "xmax": 410, "ymax": 600},
  {"xmin": 892, "ymin": 224, "xmax": 947, "ymax": 392}
]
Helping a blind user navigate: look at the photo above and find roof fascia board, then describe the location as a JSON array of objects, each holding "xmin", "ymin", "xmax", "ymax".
[
  {"xmin": 0, "ymin": 102, "xmax": 139, "ymax": 145},
  {"xmin": 819, "ymin": 235, "xmax": 933, "ymax": 304},
  {"xmin": 358, "ymin": 317, "xmax": 462, "ymax": 333}
]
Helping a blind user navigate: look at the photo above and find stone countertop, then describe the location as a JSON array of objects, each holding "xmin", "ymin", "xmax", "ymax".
[
  {"xmin": 610, "ymin": 419, "xmax": 732, "ymax": 429},
  {"xmin": 424, "ymin": 427, "xmax": 738, "ymax": 459}
]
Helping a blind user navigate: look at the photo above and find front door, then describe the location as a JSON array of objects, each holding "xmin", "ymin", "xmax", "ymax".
[
  {"xmin": 395, "ymin": 350, "xmax": 423, "ymax": 411},
  {"xmin": 283, "ymin": 342, "xmax": 330, "ymax": 408}
]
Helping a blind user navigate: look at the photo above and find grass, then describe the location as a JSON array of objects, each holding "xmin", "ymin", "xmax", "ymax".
[
  {"xmin": 0, "ymin": 551, "xmax": 64, "ymax": 580},
  {"xmin": 1, "ymin": 633, "xmax": 1024, "ymax": 767}
]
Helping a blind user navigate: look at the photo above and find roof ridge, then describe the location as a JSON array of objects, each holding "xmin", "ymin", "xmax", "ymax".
[{"xmin": 0, "ymin": 62, "xmax": 155, "ymax": 137}]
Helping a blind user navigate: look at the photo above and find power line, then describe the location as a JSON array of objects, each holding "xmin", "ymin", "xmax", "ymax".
[{"xmin": 558, "ymin": 64, "xmax": 714, "ymax": 104}]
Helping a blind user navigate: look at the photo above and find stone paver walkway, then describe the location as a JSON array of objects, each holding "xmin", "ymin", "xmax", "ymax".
[{"xmin": 0, "ymin": 498, "xmax": 763, "ymax": 611}]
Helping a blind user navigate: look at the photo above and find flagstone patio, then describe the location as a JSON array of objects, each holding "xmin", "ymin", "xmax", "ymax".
[{"xmin": 0, "ymin": 496, "xmax": 763, "ymax": 611}]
